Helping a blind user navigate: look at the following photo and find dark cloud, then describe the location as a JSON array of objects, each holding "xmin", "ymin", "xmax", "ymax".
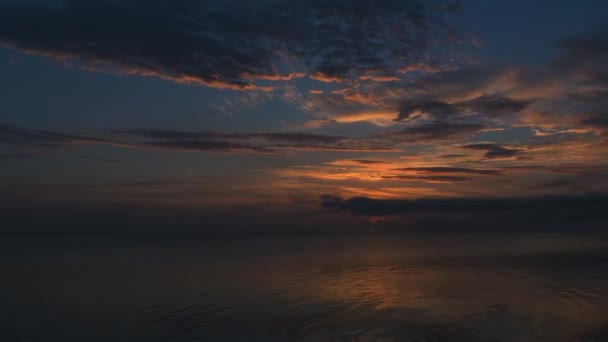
[
  {"xmin": 554, "ymin": 29, "xmax": 608, "ymax": 79},
  {"xmin": 396, "ymin": 100, "xmax": 460, "ymax": 122},
  {"xmin": 529, "ymin": 178, "xmax": 577, "ymax": 190},
  {"xmin": 504, "ymin": 164, "xmax": 608, "ymax": 175},
  {"xmin": 351, "ymin": 159, "xmax": 387, "ymax": 165},
  {"xmin": 379, "ymin": 66, "xmax": 535, "ymax": 131},
  {"xmin": 382, "ymin": 175, "xmax": 469, "ymax": 183},
  {"xmin": 385, "ymin": 122, "xmax": 486, "ymax": 143},
  {"xmin": 114, "ymin": 129, "xmax": 243, "ymax": 141},
  {"xmin": 252, "ymin": 133, "xmax": 346, "ymax": 145},
  {"xmin": 395, "ymin": 95, "xmax": 532, "ymax": 123},
  {"xmin": 460, "ymin": 95, "xmax": 533, "ymax": 116},
  {"xmin": 0, "ymin": 123, "xmax": 107, "ymax": 147},
  {"xmin": 118, "ymin": 129, "xmax": 394, "ymax": 153},
  {"xmin": 391, "ymin": 167, "xmax": 503, "ymax": 175},
  {"xmin": 387, "ymin": 64, "xmax": 520, "ymax": 106},
  {"xmin": 438, "ymin": 153, "xmax": 467, "ymax": 159},
  {"xmin": 462, "ymin": 143, "xmax": 521, "ymax": 159},
  {"xmin": 145, "ymin": 139, "xmax": 272, "ymax": 153},
  {"xmin": 553, "ymin": 30, "xmax": 608, "ymax": 131},
  {"xmin": 0, "ymin": 0, "xmax": 461, "ymax": 90},
  {"xmin": 118, "ymin": 129, "xmax": 347, "ymax": 145},
  {"xmin": 382, "ymin": 166, "xmax": 503, "ymax": 183},
  {"xmin": 582, "ymin": 116, "xmax": 608, "ymax": 128},
  {"xmin": 1, "ymin": 124, "xmax": 397, "ymax": 157},
  {"xmin": 0, "ymin": 123, "xmax": 114, "ymax": 158},
  {"xmin": 320, "ymin": 194, "xmax": 608, "ymax": 218}
]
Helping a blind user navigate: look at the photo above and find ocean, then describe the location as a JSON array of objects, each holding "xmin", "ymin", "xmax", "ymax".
[{"xmin": 2, "ymin": 234, "xmax": 608, "ymax": 341}]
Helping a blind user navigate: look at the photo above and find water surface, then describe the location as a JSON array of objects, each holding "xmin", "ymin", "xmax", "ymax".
[{"xmin": 2, "ymin": 234, "xmax": 608, "ymax": 341}]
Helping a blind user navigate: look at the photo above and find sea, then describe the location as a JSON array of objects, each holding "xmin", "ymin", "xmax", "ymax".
[{"xmin": 2, "ymin": 234, "xmax": 608, "ymax": 341}]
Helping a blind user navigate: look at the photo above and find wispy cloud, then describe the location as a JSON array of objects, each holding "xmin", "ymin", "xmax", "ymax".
[
  {"xmin": 0, "ymin": 123, "xmax": 117, "ymax": 158},
  {"xmin": 461, "ymin": 143, "xmax": 522, "ymax": 160},
  {"xmin": 1, "ymin": 124, "xmax": 400, "ymax": 157},
  {"xmin": 0, "ymin": 123, "xmax": 108, "ymax": 146},
  {"xmin": 117, "ymin": 129, "xmax": 396, "ymax": 153},
  {"xmin": 384, "ymin": 122, "xmax": 487, "ymax": 143},
  {"xmin": 391, "ymin": 167, "xmax": 503, "ymax": 176}
]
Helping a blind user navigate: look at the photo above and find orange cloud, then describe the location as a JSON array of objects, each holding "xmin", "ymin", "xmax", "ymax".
[
  {"xmin": 317, "ymin": 111, "xmax": 399, "ymax": 127},
  {"xmin": 309, "ymin": 72, "xmax": 343, "ymax": 83}
]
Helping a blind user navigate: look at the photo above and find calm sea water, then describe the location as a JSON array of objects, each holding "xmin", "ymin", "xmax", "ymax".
[{"xmin": 1, "ymin": 234, "xmax": 608, "ymax": 341}]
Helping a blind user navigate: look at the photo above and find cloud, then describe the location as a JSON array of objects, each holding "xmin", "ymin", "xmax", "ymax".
[
  {"xmin": 253, "ymin": 132, "xmax": 346, "ymax": 145},
  {"xmin": 1, "ymin": 124, "xmax": 399, "ymax": 157},
  {"xmin": 391, "ymin": 167, "xmax": 503, "ymax": 176},
  {"xmin": 395, "ymin": 95, "xmax": 532, "ymax": 123},
  {"xmin": 377, "ymin": 166, "xmax": 503, "ymax": 184},
  {"xmin": 320, "ymin": 193, "xmax": 608, "ymax": 218},
  {"xmin": 549, "ymin": 29, "xmax": 608, "ymax": 132},
  {"xmin": 438, "ymin": 153, "xmax": 468, "ymax": 159},
  {"xmin": 328, "ymin": 111, "xmax": 399, "ymax": 127},
  {"xmin": 503, "ymin": 164, "xmax": 608, "ymax": 175},
  {"xmin": 0, "ymin": 123, "xmax": 115, "ymax": 158},
  {"xmin": 351, "ymin": 160, "xmax": 388, "ymax": 165},
  {"xmin": 381, "ymin": 175, "xmax": 469, "ymax": 183},
  {"xmin": 0, "ymin": 123, "xmax": 107, "ymax": 147},
  {"xmin": 582, "ymin": 116, "xmax": 608, "ymax": 135},
  {"xmin": 554, "ymin": 29, "xmax": 608, "ymax": 80},
  {"xmin": 460, "ymin": 95, "xmax": 533, "ymax": 116},
  {"xmin": 397, "ymin": 100, "xmax": 460, "ymax": 122},
  {"xmin": 144, "ymin": 139, "xmax": 272, "ymax": 153},
  {"xmin": 0, "ymin": 0, "xmax": 461, "ymax": 90},
  {"xmin": 293, "ymin": 66, "xmax": 531, "ymax": 130},
  {"xmin": 582, "ymin": 116, "xmax": 608, "ymax": 128},
  {"xmin": 385, "ymin": 122, "xmax": 486, "ymax": 143},
  {"xmin": 117, "ymin": 129, "xmax": 395, "ymax": 153},
  {"xmin": 388, "ymin": 64, "xmax": 521, "ymax": 103},
  {"xmin": 529, "ymin": 178, "xmax": 577, "ymax": 190},
  {"xmin": 462, "ymin": 143, "xmax": 521, "ymax": 160}
]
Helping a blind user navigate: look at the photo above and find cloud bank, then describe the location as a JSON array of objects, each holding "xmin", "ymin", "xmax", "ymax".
[{"xmin": 0, "ymin": 0, "xmax": 461, "ymax": 90}]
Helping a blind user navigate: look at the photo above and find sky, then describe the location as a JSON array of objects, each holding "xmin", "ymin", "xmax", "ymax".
[{"xmin": 1, "ymin": 0, "xmax": 607, "ymax": 234}]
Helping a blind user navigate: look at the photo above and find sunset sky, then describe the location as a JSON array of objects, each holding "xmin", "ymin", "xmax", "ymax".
[{"xmin": 1, "ymin": 0, "xmax": 607, "ymax": 233}]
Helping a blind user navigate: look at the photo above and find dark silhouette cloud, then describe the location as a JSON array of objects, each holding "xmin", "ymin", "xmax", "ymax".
[
  {"xmin": 118, "ymin": 129, "xmax": 394, "ymax": 153},
  {"xmin": 114, "ymin": 129, "xmax": 244, "ymax": 141},
  {"xmin": 397, "ymin": 100, "xmax": 461, "ymax": 122},
  {"xmin": 0, "ymin": 123, "xmax": 107, "ymax": 147},
  {"xmin": 0, "ymin": 0, "xmax": 461, "ymax": 90},
  {"xmin": 554, "ymin": 29, "xmax": 608, "ymax": 79},
  {"xmin": 504, "ymin": 164, "xmax": 608, "ymax": 174},
  {"xmin": 529, "ymin": 178, "xmax": 577, "ymax": 190},
  {"xmin": 385, "ymin": 122, "xmax": 486, "ymax": 143},
  {"xmin": 382, "ymin": 175, "xmax": 469, "ymax": 183},
  {"xmin": 1, "ymin": 123, "xmax": 400, "ymax": 157},
  {"xmin": 553, "ymin": 29, "xmax": 608, "ymax": 132},
  {"xmin": 252, "ymin": 133, "xmax": 346, "ymax": 145},
  {"xmin": 391, "ymin": 167, "xmax": 503, "ymax": 175},
  {"xmin": 438, "ymin": 153, "xmax": 467, "ymax": 159},
  {"xmin": 462, "ymin": 143, "xmax": 521, "ymax": 159},
  {"xmin": 320, "ymin": 194, "xmax": 608, "ymax": 218},
  {"xmin": 583, "ymin": 115, "xmax": 608, "ymax": 129},
  {"xmin": 145, "ymin": 139, "xmax": 272, "ymax": 153},
  {"xmin": 395, "ymin": 95, "xmax": 532, "ymax": 123},
  {"xmin": 0, "ymin": 123, "xmax": 115, "ymax": 158},
  {"xmin": 118, "ymin": 129, "xmax": 348, "ymax": 145},
  {"xmin": 460, "ymin": 95, "xmax": 533, "ymax": 116},
  {"xmin": 351, "ymin": 159, "xmax": 387, "ymax": 165}
]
